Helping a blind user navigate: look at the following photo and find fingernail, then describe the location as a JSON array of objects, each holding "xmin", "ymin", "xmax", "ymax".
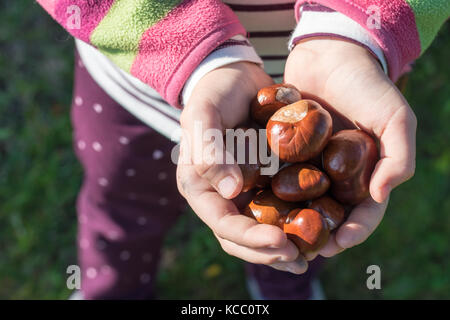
[
  {"xmin": 218, "ymin": 176, "xmax": 237, "ymax": 198},
  {"xmin": 284, "ymin": 257, "xmax": 308, "ymax": 274},
  {"xmin": 294, "ymin": 256, "xmax": 308, "ymax": 270},
  {"xmin": 275, "ymin": 241, "xmax": 298, "ymax": 258}
]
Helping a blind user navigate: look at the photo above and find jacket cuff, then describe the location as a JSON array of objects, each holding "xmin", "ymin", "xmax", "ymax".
[
  {"xmin": 289, "ymin": 3, "xmax": 388, "ymax": 74},
  {"xmin": 294, "ymin": 0, "xmax": 421, "ymax": 82},
  {"xmin": 181, "ymin": 35, "xmax": 263, "ymax": 106}
]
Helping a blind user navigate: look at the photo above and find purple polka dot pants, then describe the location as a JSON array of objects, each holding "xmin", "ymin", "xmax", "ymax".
[{"xmin": 71, "ymin": 50, "xmax": 323, "ymax": 300}]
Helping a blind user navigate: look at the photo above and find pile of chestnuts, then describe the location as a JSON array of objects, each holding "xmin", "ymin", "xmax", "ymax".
[{"xmin": 240, "ymin": 83, "xmax": 379, "ymax": 256}]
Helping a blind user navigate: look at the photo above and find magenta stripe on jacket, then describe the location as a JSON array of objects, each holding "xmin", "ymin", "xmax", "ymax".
[
  {"xmin": 226, "ymin": 2, "xmax": 295, "ymax": 11},
  {"xmin": 130, "ymin": 0, "xmax": 246, "ymax": 107},
  {"xmin": 41, "ymin": 0, "xmax": 115, "ymax": 43}
]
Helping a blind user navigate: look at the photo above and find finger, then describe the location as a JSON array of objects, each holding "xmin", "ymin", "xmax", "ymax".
[
  {"xmin": 269, "ymin": 256, "xmax": 309, "ymax": 275},
  {"xmin": 177, "ymin": 163, "xmax": 288, "ymax": 249},
  {"xmin": 318, "ymin": 233, "xmax": 346, "ymax": 258},
  {"xmin": 216, "ymin": 235, "xmax": 300, "ymax": 265},
  {"xmin": 180, "ymin": 102, "xmax": 243, "ymax": 199},
  {"xmin": 335, "ymin": 196, "xmax": 389, "ymax": 249},
  {"xmin": 303, "ymin": 250, "xmax": 319, "ymax": 262},
  {"xmin": 370, "ymin": 105, "xmax": 417, "ymax": 203}
]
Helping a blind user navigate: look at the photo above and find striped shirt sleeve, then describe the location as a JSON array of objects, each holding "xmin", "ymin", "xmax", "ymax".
[{"xmin": 36, "ymin": 0, "xmax": 247, "ymax": 107}]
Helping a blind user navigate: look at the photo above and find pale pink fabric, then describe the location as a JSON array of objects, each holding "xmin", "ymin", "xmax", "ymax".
[{"xmin": 295, "ymin": 0, "xmax": 421, "ymax": 81}]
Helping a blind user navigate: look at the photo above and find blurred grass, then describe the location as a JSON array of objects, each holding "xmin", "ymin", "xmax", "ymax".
[{"xmin": 0, "ymin": 2, "xmax": 448, "ymax": 299}]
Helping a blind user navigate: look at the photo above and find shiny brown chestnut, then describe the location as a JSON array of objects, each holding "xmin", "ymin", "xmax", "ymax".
[
  {"xmin": 323, "ymin": 129, "xmax": 378, "ymax": 205},
  {"xmin": 271, "ymin": 163, "xmax": 330, "ymax": 202},
  {"xmin": 255, "ymin": 174, "xmax": 271, "ymax": 189},
  {"xmin": 240, "ymin": 163, "xmax": 261, "ymax": 193},
  {"xmin": 266, "ymin": 100, "xmax": 333, "ymax": 163},
  {"xmin": 251, "ymin": 83, "xmax": 302, "ymax": 126},
  {"xmin": 308, "ymin": 196, "xmax": 345, "ymax": 231},
  {"xmin": 307, "ymin": 153, "xmax": 323, "ymax": 169},
  {"xmin": 243, "ymin": 190, "xmax": 301, "ymax": 228},
  {"xmin": 229, "ymin": 127, "xmax": 264, "ymax": 193},
  {"xmin": 283, "ymin": 208, "xmax": 329, "ymax": 254}
]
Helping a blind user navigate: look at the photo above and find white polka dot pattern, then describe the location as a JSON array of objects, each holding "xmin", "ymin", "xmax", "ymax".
[
  {"xmin": 158, "ymin": 172, "xmax": 167, "ymax": 180},
  {"xmin": 140, "ymin": 273, "xmax": 151, "ymax": 284},
  {"xmin": 120, "ymin": 250, "xmax": 130, "ymax": 261},
  {"xmin": 93, "ymin": 103, "xmax": 103, "ymax": 113},
  {"xmin": 98, "ymin": 177, "xmax": 109, "ymax": 187},
  {"xmin": 159, "ymin": 197, "xmax": 169, "ymax": 206},
  {"xmin": 152, "ymin": 149, "xmax": 163, "ymax": 160},
  {"xmin": 119, "ymin": 136, "xmax": 129, "ymax": 145},
  {"xmin": 86, "ymin": 267, "xmax": 97, "ymax": 279},
  {"xmin": 77, "ymin": 140, "xmax": 86, "ymax": 150},
  {"xmin": 92, "ymin": 142, "xmax": 103, "ymax": 152},
  {"xmin": 75, "ymin": 96, "xmax": 83, "ymax": 106},
  {"xmin": 137, "ymin": 216, "xmax": 147, "ymax": 226}
]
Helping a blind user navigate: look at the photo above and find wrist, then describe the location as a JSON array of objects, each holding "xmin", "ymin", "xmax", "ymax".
[
  {"xmin": 181, "ymin": 36, "xmax": 263, "ymax": 107},
  {"xmin": 224, "ymin": 61, "xmax": 273, "ymax": 94},
  {"xmin": 289, "ymin": 3, "xmax": 388, "ymax": 75},
  {"xmin": 291, "ymin": 38, "xmax": 383, "ymax": 72}
]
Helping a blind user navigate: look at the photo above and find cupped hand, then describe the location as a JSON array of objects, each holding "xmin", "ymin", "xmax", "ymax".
[
  {"xmin": 284, "ymin": 38, "xmax": 417, "ymax": 259},
  {"xmin": 176, "ymin": 62, "xmax": 308, "ymax": 274}
]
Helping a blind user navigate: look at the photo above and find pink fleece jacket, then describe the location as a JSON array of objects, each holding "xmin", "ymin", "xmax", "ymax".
[
  {"xmin": 37, "ymin": 0, "xmax": 448, "ymax": 106},
  {"xmin": 37, "ymin": 0, "xmax": 246, "ymax": 107}
]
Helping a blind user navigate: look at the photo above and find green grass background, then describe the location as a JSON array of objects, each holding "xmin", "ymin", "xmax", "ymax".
[{"xmin": 0, "ymin": 2, "xmax": 449, "ymax": 300}]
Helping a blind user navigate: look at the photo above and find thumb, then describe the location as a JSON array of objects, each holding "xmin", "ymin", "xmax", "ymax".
[
  {"xmin": 370, "ymin": 103, "xmax": 417, "ymax": 203},
  {"xmin": 180, "ymin": 101, "xmax": 243, "ymax": 199}
]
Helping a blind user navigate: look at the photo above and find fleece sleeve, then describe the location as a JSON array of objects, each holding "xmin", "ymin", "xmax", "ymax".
[
  {"xmin": 36, "ymin": 0, "xmax": 247, "ymax": 108},
  {"xmin": 181, "ymin": 35, "xmax": 264, "ymax": 106},
  {"xmin": 293, "ymin": 0, "xmax": 450, "ymax": 81}
]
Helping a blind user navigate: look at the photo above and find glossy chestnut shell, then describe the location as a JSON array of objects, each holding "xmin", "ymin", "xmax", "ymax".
[
  {"xmin": 240, "ymin": 163, "xmax": 261, "ymax": 193},
  {"xmin": 229, "ymin": 127, "xmax": 264, "ymax": 193},
  {"xmin": 255, "ymin": 174, "xmax": 271, "ymax": 189},
  {"xmin": 323, "ymin": 129, "xmax": 378, "ymax": 205},
  {"xmin": 308, "ymin": 196, "xmax": 345, "ymax": 230},
  {"xmin": 266, "ymin": 100, "xmax": 332, "ymax": 163},
  {"xmin": 243, "ymin": 190, "xmax": 301, "ymax": 227},
  {"xmin": 283, "ymin": 208, "xmax": 329, "ymax": 254},
  {"xmin": 271, "ymin": 163, "xmax": 330, "ymax": 202},
  {"xmin": 251, "ymin": 83, "xmax": 302, "ymax": 126}
]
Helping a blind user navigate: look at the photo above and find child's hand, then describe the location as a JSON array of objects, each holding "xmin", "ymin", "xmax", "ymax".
[
  {"xmin": 284, "ymin": 38, "xmax": 417, "ymax": 259},
  {"xmin": 176, "ymin": 62, "xmax": 308, "ymax": 274}
]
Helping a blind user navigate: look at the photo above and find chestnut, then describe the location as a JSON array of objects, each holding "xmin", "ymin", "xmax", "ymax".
[
  {"xmin": 240, "ymin": 163, "xmax": 261, "ymax": 193},
  {"xmin": 323, "ymin": 129, "xmax": 378, "ymax": 205},
  {"xmin": 308, "ymin": 196, "xmax": 345, "ymax": 230},
  {"xmin": 255, "ymin": 174, "xmax": 271, "ymax": 189},
  {"xmin": 251, "ymin": 83, "xmax": 301, "ymax": 126},
  {"xmin": 266, "ymin": 100, "xmax": 332, "ymax": 163},
  {"xmin": 307, "ymin": 153, "xmax": 323, "ymax": 169},
  {"xmin": 229, "ymin": 127, "xmax": 264, "ymax": 193},
  {"xmin": 271, "ymin": 163, "xmax": 330, "ymax": 202},
  {"xmin": 283, "ymin": 208, "xmax": 329, "ymax": 254},
  {"xmin": 243, "ymin": 189, "xmax": 301, "ymax": 227}
]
